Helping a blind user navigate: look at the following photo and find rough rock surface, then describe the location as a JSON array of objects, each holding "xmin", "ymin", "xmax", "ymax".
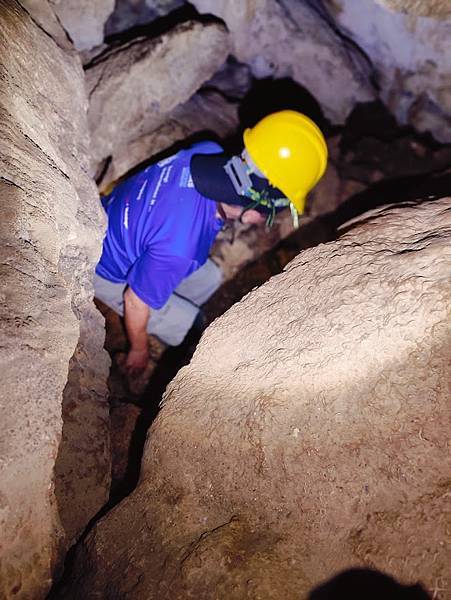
[
  {"xmin": 324, "ymin": 0, "xmax": 451, "ymax": 142},
  {"xmin": 377, "ymin": 0, "xmax": 451, "ymax": 17},
  {"xmin": 0, "ymin": 2, "xmax": 109, "ymax": 597},
  {"xmin": 99, "ymin": 88, "xmax": 239, "ymax": 191},
  {"xmin": 50, "ymin": 0, "xmax": 115, "ymax": 50},
  {"xmin": 86, "ymin": 20, "xmax": 230, "ymax": 170},
  {"xmin": 110, "ymin": 403, "xmax": 143, "ymax": 492},
  {"xmin": 61, "ymin": 197, "xmax": 451, "ymax": 598},
  {"xmin": 190, "ymin": 0, "xmax": 375, "ymax": 123},
  {"xmin": 18, "ymin": 0, "xmax": 73, "ymax": 50}
]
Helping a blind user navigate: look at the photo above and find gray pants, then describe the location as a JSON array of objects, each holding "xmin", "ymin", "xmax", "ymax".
[{"xmin": 94, "ymin": 258, "xmax": 222, "ymax": 346}]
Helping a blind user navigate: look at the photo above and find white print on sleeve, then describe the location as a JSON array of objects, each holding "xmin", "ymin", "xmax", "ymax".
[
  {"xmin": 137, "ymin": 179, "xmax": 147, "ymax": 201},
  {"xmin": 149, "ymin": 166, "xmax": 168, "ymax": 211},
  {"xmin": 123, "ymin": 205, "xmax": 129, "ymax": 229},
  {"xmin": 179, "ymin": 167, "xmax": 194, "ymax": 188}
]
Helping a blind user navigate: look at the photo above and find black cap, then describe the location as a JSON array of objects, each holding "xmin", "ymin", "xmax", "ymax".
[{"xmin": 190, "ymin": 152, "xmax": 286, "ymax": 215}]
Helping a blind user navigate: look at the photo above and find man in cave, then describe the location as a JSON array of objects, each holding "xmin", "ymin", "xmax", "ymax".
[{"xmin": 94, "ymin": 110, "xmax": 327, "ymax": 374}]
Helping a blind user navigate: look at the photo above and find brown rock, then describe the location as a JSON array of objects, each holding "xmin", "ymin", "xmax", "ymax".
[
  {"xmin": 0, "ymin": 2, "xmax": 109, "ymax": 596},
  {"xmin": 62, "ymin": 197, "xmax": 451, "ymax": 599},
  {"xmin": 86, "ymin": 20, "xmax": 230, "ymax": 169},
  {"xmin": 110, "ymin": 403, "xmax": 142, "ymax": 489}
]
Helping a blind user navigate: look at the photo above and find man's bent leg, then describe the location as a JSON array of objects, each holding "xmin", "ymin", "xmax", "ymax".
[
  {"xmin": 146, "ymin": 294, "xmax": 199, "ymax": 346},
  {"xmin": 174, "ymin": 258, "xmax": 223, "ymax": 306},
  {"xmin": 93, "ymin": 273, "xmax": 199, "ymax": 346}
]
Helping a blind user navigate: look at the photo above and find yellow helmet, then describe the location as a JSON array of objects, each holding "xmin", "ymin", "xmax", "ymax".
[{"xmin": 243, "ymin": 110, "xmax": 328, "ymax": 214}]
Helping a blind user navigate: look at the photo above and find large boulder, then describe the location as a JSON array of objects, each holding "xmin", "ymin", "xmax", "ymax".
[
  {"xmin": 0, "ymin": 2, "xmax": 109, "ymax": 597},
  {"xmin": 61, "ymin": 197, "xmax": 451, "ymax": 598},
  {"xmin": 86, "ymin": 20, "xmax": 230, "ymax": 171},
  {"xmin": 190, "ymin": 0, "xmax": 375, "ymax": 123},
  {"xmin": 324, "ymin": 0, "xmax": 451, "ymax": 142}
]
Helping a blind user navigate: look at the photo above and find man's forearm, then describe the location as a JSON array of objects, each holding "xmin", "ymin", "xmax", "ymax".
[{"xmin": 123, "ymin": 287, "xmax": 150, "ymax": 350}]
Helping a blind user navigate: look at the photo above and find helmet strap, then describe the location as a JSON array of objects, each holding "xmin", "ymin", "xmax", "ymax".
[
  {"xmin": 289, "ymin": 202, "xmax": 299, "ymax": 229},
  {"xmin": 224, "ymin": 155, "xmax": 299, "ymax": 229}
]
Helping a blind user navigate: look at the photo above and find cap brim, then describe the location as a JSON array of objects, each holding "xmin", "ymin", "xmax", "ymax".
[
  {"xmin": 190, "ymin": 152, "xmax": 288, "ymax": 216},
  {"xmin": 190, "ymin": 153, "xmax": 246, "ymax": 206}
]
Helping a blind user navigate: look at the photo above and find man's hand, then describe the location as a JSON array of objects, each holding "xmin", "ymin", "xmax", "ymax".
[{"xmin": 125, "ymin": 347, "xmax": 149, "ymax": 375}]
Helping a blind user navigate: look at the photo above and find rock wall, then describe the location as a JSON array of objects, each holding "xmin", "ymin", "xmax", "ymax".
[
  {"xmin": 191, "ymin": 0, "xmax": 375, "ymax": 123},
  {"xmin": 61, "ymin": 197, "xmax": 451, "ymax": 599},
  {"xmin": 0, "ymin": 1, "xmax": 110, "ymax": 597},
  {"xmin": 324, "ymin": 0, "xmax": 451, "ymax": 142},
  {"xmin": 50, "ymin": 0, "xmax": 115, "ymax": 50},
  {"xmin": 86, "ymin": 19, "xmax": 230, "ymax": 171}
]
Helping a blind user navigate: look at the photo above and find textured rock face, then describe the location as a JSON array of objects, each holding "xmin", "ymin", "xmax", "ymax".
[
  {"xmin": 191, "ymin": 0, "xmax": 375, "ymax": 123},
  {"xmin": 86, "ymin": 20, "xmax": 230, "ymax": 169},
  {"xmin": 377, "ymin": 0, "xmax": 451, "ymax": 17},
  {"xmin": 325, "ymin": 0, "xmax": 451, "ymax": 142},
  {"xmin": 0, "ymin": 2, "xmax": 109, "ymax": 597},
  {"xmin": 99, "ymin": 88, "xmax": 239, "ymax": 191},
  {"xmin": 62, "ymin": 197, "xmax": 451, "ymax": 598},
  {"xmin": 18, "ymin": 0, "xmax": 73, "ymax": 50},
  {"xmin": 50, "ymin": 0, "xmax": 115, "ymax": 50}
]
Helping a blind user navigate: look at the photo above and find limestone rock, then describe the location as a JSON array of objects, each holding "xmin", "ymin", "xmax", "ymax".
[
  {"xmin": 376, "ymin": 0, "xmax": 451, "ymax": 17},
  {"xmin": 324, "ymin": 0, "xmax": 451, "ymax": 142},
  {"xmin": 50, "ymin": 0, "xmax": 115, "ymax": 50},
  {"xmin": 0, "ymin": 2, "xmax": 109, "ymax": 597},
  {"xmin": 86, "ymin": 20, "xmax": 230, "ymax": 169},
  {"xmin": 99, "ymin": 88, "xmax": 239, "ymax": 191},
  {"xmin": 61, "ymin": 197, "xmax": 451, "ymax": 598},
  {"xmin": 18, "ymin": 0, "xmax": 73, "ymax": 50},
  {"xmin": 190, "ymin": 0, "xmax": 375, "ymax": 123}
]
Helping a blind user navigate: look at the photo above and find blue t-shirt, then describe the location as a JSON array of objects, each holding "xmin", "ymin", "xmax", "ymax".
[{"xmin": 96, "ymin": 141, "xmax": 224, "ymax": 309}]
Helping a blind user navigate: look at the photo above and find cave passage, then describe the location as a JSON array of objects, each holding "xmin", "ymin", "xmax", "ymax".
[
  {"xmin": 99, "ymin": 97, "xmax": 451, "ymax": 510},
  {"xmin": 3, "ymin": 1, "xmax": 450, "ymax": 597}
]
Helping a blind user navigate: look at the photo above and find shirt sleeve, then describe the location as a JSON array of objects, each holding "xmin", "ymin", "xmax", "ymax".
[{"xmin": 126, "ymin": 248, "xmax": 193, "ymax": 310}]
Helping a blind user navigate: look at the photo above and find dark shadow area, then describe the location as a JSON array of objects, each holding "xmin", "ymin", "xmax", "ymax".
[
  {"xmin": 105, "ymin": 0, "xmax": 186, "ymax": 38},
  {"xmin": 329, "ymin": 171, "xmax": 451, "ymax": 235},
  {"xmin": 85, "ymin": 4, "xmax": 222, "ymax": 70},
  {"xmin": 109, "ymin": 321, "xmax": 203, "ymax": 503},
  {"xmin": 239, "ymin": 77, "xmax": 327, "ymax": 131},
  {"xmin": 340, "ymin": 100, "xmax": 443, "ymax": 150},
  {"xmin": 222, "ymin": 77, "xmax": 331, "ymax": 152},
  {"xmin": 308, "ymin": 568, "xmax": 431, "ymax": 600}
]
